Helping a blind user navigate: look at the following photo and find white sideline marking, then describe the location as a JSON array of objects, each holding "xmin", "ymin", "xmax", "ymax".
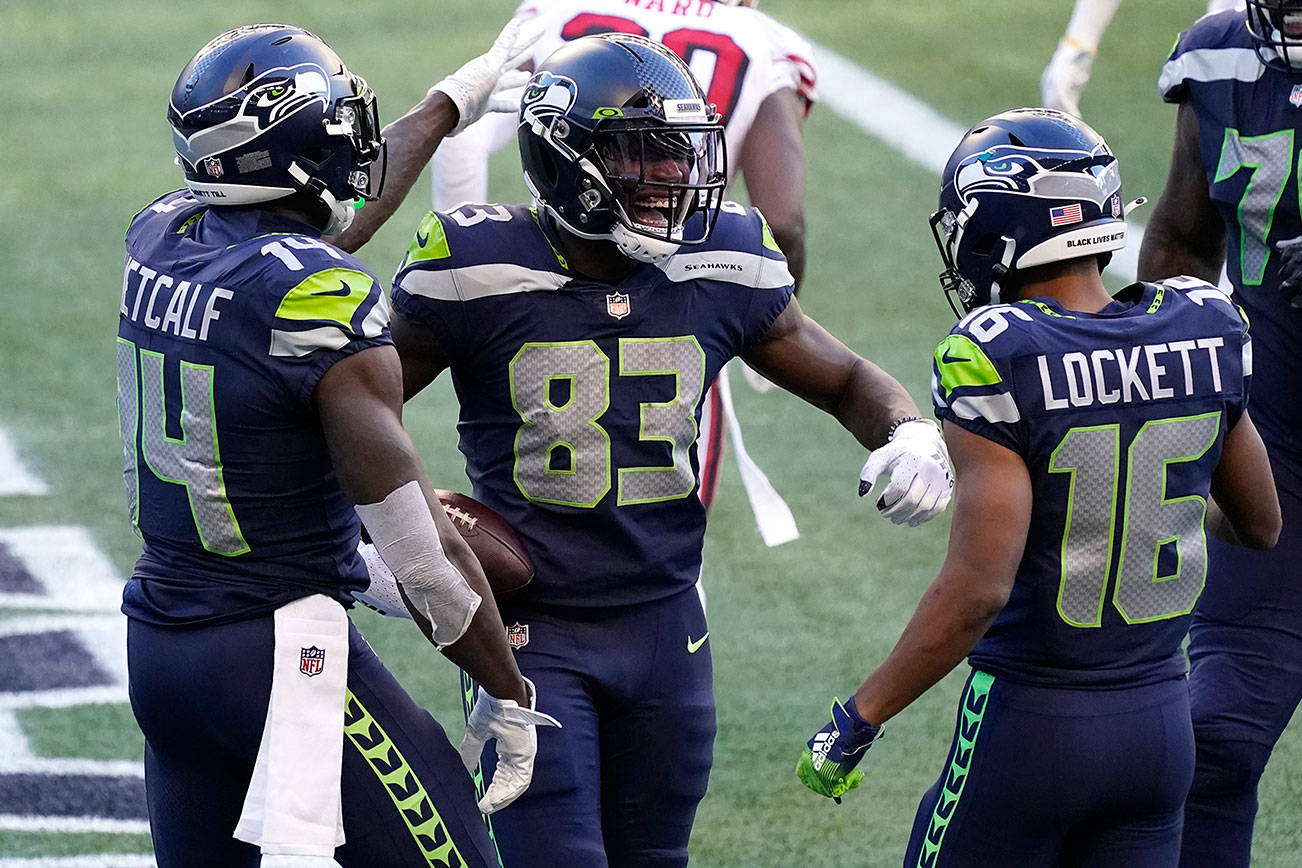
[
  {"xmin": 0, "ymin": 687, "xmax": 129, "ymax": 713},
  {"xmin": 0, "ymin": 758, "xmax": 143, "ymax": 778},
  {"xmin": 0, "ymin": 432, "xmax": 47, "ymax": 497},
  {"xmin": 0, "ymin": 614, "xmax": 129, "ymax": 688},
  {"xmin": 0, "ymin": 712, "xmax": 33, "ymax": 763},
  {"xmin": 0, "ymin": 816, "xmax": 149, "ymax": 836},
  {"xmin": 0, "ymin": 527, "xmax": 123, "ymax": 612},
  {"xmin": 0, "ymin": 859, "xmax": 154, "ymax": 868},
  {"xmin": 812, "ymin": 40, "xmax": 1145, "ymax": 285}
]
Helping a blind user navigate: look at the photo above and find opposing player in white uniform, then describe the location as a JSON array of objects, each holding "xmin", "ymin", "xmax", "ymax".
[
  {"xmin": 1042, "ymin": 0, "xmax": 1242, "ymax": 118},
  {"xmin": 427, "ymin": 0, "xmax": 817, "ymax": 530}
]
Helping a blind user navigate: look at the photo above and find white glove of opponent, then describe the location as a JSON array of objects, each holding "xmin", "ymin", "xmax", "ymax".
[
  {"xmin": 429, "ymin": 19, "xmax": 541, "ymax": 135},
  {"xmin": 459, "ymin": 678, "xmax": 561, "ymax": 814},
  {"xmin": 859, "ymin": 419, "xmax": 954, "ymax": 526}
]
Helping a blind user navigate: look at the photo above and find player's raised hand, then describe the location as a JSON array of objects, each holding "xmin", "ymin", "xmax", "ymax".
[
  {"xmin": 459, "ymin": 678, "xmax": 561, "ymax": 813},
  {"xmin": 429, "ymin": 18, "xmax": 543, "ymax": 134},
  {"xmin": 1275, "ymin": 236, "xmax": 1302, "ymax": 308},
  {"xmin": 796, "ymin": 697, "xmax": 883, "ymax": 802},
  {"xmin": 859, "ymin": 419, "xmax": 954, "ymax": 526}
]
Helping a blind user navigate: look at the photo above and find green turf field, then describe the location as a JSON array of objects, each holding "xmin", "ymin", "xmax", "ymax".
[{"xmin": 2, "ymin": 0, "xmax": 1299, "ymax": 864}]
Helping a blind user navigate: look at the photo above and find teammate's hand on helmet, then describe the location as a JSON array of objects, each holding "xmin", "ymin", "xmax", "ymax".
[
  {"xmin": 459, "ymin": 678, "xmax": 561, "ymax": 813},
  {"xmin": 796, "ymin": 697, "xmax": 883, "ymax": 802},
  {"xmin": 430, "ymin": 19, "xmax": 541, "ymax": 135},
  {"xmin": 1275, "ymin": 236, "xmax": 1302, "ymax": 308},
  {"xmin": 859, "ymin": 419, "xmax": 954, "ymax": 526}
]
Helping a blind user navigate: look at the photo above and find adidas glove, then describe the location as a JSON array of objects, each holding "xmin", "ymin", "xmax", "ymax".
[{"xmin": 796, "ymin": 697, "xmax": 883, "ymax": 802}]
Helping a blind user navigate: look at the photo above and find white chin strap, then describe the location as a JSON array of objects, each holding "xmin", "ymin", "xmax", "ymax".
[
  {"xmin": 287, "ymin": 162, "xmax": 356, "ymax": 235},
  {"xmin": 611, "ymin": 223, "xmax": 680, "ymax": 265}
]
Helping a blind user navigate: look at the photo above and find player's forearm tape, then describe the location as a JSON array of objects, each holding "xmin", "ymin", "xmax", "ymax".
[{"xmin": 355, "ymin": 481, "xmax": 481, "ymax": 648}]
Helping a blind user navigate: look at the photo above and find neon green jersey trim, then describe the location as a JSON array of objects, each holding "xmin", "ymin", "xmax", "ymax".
[
  {"xmin": 934, "ymin": 334, "xmax": 1002, "ymax": 396},
  {"xmin": 407, "ymin": 212, "xmax": 452, "ymax": 264},
  {"xmin": 916, "ymin": 670, "xmax": 994, "ymax": 867}
]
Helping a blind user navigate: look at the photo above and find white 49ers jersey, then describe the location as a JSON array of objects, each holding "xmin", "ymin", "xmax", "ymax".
[
  {"xmin": 431, "ymin": 0, "xmax": 817, "ymax": 210},
  {"xmin": 514, "ymin": 0, "xmax": 817, "ymax": 163}
]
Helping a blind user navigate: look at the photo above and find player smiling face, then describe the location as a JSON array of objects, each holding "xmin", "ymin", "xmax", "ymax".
[{"xmin": 595, "ymin": 128, "xmax": 696, "ymax": 231}]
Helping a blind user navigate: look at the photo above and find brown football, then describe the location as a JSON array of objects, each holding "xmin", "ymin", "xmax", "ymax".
[{"xmin": 436, "ymin": 490, "xmax": 533, "ymax": 600}]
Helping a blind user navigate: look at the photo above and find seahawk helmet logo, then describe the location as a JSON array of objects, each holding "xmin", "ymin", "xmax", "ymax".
[
  {"xmin": 520, "ymin": 71, "xmax": 578, "ymax": 133},
  {"xmin": 171, "ymin": 62, "xmax": 332, "ymax": 169},
  {"xmin": 953, "ymin": 144, "xmax": 1121, "ymax": 209}
]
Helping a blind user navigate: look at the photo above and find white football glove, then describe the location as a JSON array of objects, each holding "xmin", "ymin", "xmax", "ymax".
[
  {"xmin": 458, "ymin": 678, "xmax": 561, "ymax": 814},
  {"xmin": 429, "ymin": 19, "xmax": 541, "ymax": 135},
  {"xmin": 859, "ymin": 420, "xmax": 954, "ymax": 526},
  {"xmin": 260, "ymin": 857, "xmax": 342, "ymax": 868}
]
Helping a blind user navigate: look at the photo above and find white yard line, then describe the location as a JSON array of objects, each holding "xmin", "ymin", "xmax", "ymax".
[
  {"xmin": 0, "ymin": 859, "xmax": 154, "ymax": 868},
  {"xmin": 0, "ymin": 758, "xmax": 143, "ymax": 778},
  {"xmin": 0, "ymin": 687, "xmax": 129, "ymax": 713},
  {"xmin": 0, "ymin": 816, "xmax": 149, "ymax": 836},
  {"xmin": 0, "ymin": 712, "xmax": 33, "ymax": 763},
  {"xmin": 0, "ymin": 527, "xmax": 123, "ymax": 613},
  {"xmin": 811, "ymin": 40, "xmax": 1145, "ymax": 285},
  {"xmin": 0, "ymin": 431, "xmax": 47, "ymax": 498}
]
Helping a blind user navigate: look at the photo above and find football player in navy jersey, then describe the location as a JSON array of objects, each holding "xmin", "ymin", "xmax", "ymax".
[
  {"xmin": 120, "ymin": 23, "xmax": 558, "ymax": 868},
  {"xmin": 798, "ymin": 109, "xmax": 1280, "ymax": 867},
  {"xmin": 1139, "ymin": 3, "xmax": 1302, "ymax": 865},
  {"xmin": 348, "ymin": 33, "xmax": 956, "ymax": 868}
]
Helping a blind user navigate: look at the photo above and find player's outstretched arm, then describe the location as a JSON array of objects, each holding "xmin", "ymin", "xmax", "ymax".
[
  {"xmin": 797, "ymin": 423, "xmax": 1028, "ymax": 799},
  {"xmin": 314, "ymin": 345, "xmax": 528, "ymax": 705},
  {"xmin": 1207, "ymin": 411, "xmax": 1281, "ymax": 549},
  {"xmin": 329, "ymin": 20, "xmax": 540, "ymax": 253},
  {"xmin": 739, "ymin": 88, "xmax": 808, "ymax": 290},
  {"xmin": 744, "ymin": 299, "xmax": 954, "ymax": 524},
  {"xmin": 1137, "ymin": 101, "xmax": 1227, "ymax": 284}
]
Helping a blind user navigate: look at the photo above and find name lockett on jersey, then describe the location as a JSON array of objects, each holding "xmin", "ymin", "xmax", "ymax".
[{"xmin": 1037, "ymin": 336, "xmax": 1228, "ymax": 411}]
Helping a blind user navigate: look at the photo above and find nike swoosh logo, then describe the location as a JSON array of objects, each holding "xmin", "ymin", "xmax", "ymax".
[
  {"xmin": 415, "ymin": 231, "xmax": 429, "ymax": 247},
  {"xmin": 687, "ymin": 633, "xmax": 709, "ymax": 654},
  {"xmin": 940, "ymin": 350, "xmax": 970, "ymax": 364},
  {"xmin": 311, "ymin": 280, "xmax": 353, "ymax": 298}
]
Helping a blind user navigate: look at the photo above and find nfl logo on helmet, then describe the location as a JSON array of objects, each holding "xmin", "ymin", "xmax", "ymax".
[
  {"xmin": 202, "ymin": 156, "xmax": 224, "ymax": 178},
  {"xmin": 300, "ymin": 646, "xmax": 325, "ymax": 677},
  {"xmin": 1291, "ymin": 84, "xmax": 1302, "ymax": 107}
]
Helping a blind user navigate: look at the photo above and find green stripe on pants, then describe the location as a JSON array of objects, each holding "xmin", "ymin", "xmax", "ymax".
[{"xmin": 917, "ymin": 670, "xmax": 995, "ymax": 867}]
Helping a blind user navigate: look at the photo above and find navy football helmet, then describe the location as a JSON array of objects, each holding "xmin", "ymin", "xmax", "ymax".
[
  {"xmin": 929, "ymin": 108, "xmax": 1129, "ymax": 316},
  {"xmin": 518, "ymin": 33, "xmax": 727, "ymax": 264},
  {"xmin": 1247, "ymin": 1, "xmax": 1302, "ymax": 69},
  {"xmin": 167, "ymin": 24, "xmax": 384, "ymax": 233}
]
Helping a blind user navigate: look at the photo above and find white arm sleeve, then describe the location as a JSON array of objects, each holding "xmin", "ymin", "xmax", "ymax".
[
  {"xmin": 354, "ymin": 481, "xmax": 481, "ymax": 648},
  {"xmin": 430, "ymin": 94, "xmax": 523, "ymax": 210}
]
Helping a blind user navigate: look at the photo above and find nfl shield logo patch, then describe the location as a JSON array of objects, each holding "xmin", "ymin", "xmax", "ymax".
[
  {"xmin": 300, "ymin": 646, "xmax": 325, "ymax": 677},
  {"xmin": 1110, "ymin": 194, "xmax": 1122, "ymax": 218},
  {"xmin": 202, "ymin": 156, "xmax": 224, "ymax": 178},
  {"xmin": 606, "ymin": 292, "xmax": 631, "ymax": 319},
  {"xmin": 1291, "ymin": 84, "xmax": 1302, "ymax": 107},
  {"xmin": 506, "ymin": 623, "xmax": 529, "ymax": 650}
]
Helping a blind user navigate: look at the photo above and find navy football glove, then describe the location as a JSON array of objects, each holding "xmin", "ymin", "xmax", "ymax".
[
  {"xmin": 1275, "ymin": 236, "xmax": 1302, "ymax": 308},
  {"xmin": 796, "ymin": 697, "xmax": 883, "ymax": 802}
]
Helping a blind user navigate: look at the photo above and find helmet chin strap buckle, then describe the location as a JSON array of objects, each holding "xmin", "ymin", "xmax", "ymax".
[
  {"xmin": 989, "ymin": 235, "xmax": 1017, "ymax": 305},
  {"xmin": 1123, "ymin": 197, "xmax": 1148, "ymax": 217},
  {"xmin": 287, "ymin": 161, "xmax": 355, "ymax": 235}
]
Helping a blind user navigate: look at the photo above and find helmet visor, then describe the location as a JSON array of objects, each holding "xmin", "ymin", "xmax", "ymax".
[{"xmin": 592, "ymin": 124, "xmax": 726, "ymax": 244}]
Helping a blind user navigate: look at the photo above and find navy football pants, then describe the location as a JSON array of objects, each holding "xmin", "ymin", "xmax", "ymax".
[
  {"xmin": 485, "ymin": 586, "xmax": 715, "ymax": 868},
  {"xmin": 903, "ymin": 670, "xmax": 1194, "ymax": 867},
  {"xmin": 128, "ymin": 615, "xmax": 497, "ymax": 867},
  {"xmin": 1180, "ymin": 486, "xmax": 1302, "ymax": 868}
]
